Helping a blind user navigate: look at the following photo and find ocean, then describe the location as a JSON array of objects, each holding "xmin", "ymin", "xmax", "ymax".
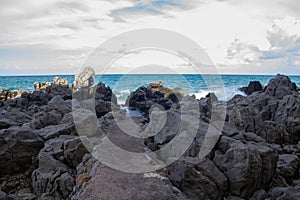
[{"xmin": 1, "ymin": 74, "xmax": 300, "ymax": 104}]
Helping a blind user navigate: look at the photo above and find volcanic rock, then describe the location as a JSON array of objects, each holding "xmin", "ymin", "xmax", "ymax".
[
  {"xmin": 239, "ymin": 81, "xmax": 263, "ymax": 95},
  {"xmin": 0, "ymin": 127, "xmax": 44, "ymax": 176}
]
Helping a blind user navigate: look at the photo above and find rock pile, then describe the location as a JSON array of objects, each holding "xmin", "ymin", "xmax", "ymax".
[
  {"xmin": 147, "ymin": 81, "xmax": 184, "ymax": 99},
  {"xmin": 126, "ymin": 81, "xmax": 184, "ymax": 117},
  {"xmin": 0, "ymin": 67, "xmax": 119, "ymax": 199},
  {"xmin": 0, "ymin": 89, "xmax": 29, "ymax": 101},
  {"xmin": 229, "ymin": 74, "xmax": 300, "ymax": 144},
  {"xmin": 34, "ymin": 76, "xmax": 69, "ymax": 92},
  {"xmin": 0, "ymin": 73, "xmax": 300, "ymax": 200},
  {"xmin": 135, "ymin": 74, "xmax": 300, "ymax": 199}
]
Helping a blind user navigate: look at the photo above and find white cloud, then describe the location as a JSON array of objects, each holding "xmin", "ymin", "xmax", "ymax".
[
  {"xmin": 223, "ymin": 38, "xmax": 262, "ymax": 65},
  {"xmin": 0, "ymin": 0, "xmax": 300, "ymax": 74},
  {"xmin": 220, "ymin": 16, "xmax": 300, "ymax": 74},
  {"xmin": 108, "ymin": 0, "xmax": 201, "ymax": 22},
  {"xmin": 261, "ymin": 16, "xmax": 300, "ymax": 66},
  {"xmin": 106, "ymin": 49, "xmax": 198, "ymax": 74}
]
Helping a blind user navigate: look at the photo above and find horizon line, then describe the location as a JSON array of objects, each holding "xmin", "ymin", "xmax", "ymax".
[{"xmin": 0, "ymin": 73, "xmax": 300, "ymax": 77}]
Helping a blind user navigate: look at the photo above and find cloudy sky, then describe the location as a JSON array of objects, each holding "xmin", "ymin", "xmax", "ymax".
[{"xmin": 0, "ymin": 0, "xmax": 300, "ymax": 75}]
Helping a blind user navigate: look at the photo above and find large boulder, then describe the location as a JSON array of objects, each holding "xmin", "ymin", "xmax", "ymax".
[
  {"xmin": 0, "ymin": 109, "xmax": 32, "ymax": 129},
  {"xmin": 27, "ymin": 91, "xmax": 50, "ymax": 106},
  {"xmin": 213, "ymin": 136, "xmax": 278, "ymax": 198},
  {"xmin": 47, "ymin": 95, "xmax": 72, "ymax": 115},
  {"xmin": 265, "ymin": 74, "xmax": 298, "ymax": 99},
  {"xmin": 127, "ymin": 81, "xmax": 186, "ymax": 116},
  {"xmin": 144, "ymin": 110, "xmax": 181, "ymax": 150},
  {"xmin": 239, "ymin": 81, "xmax": 263, "ymax": 95},
  {"xmin": 45, "ymin": 84, "xmax": 72, "ymax": 100},
  {"xmin": 143, "ymin": 95, "xmax": 223, "ymax": 160},
  {"xmin": 5, "ymin": 97, "xmax": 29, "ymax": 109},
  {"xmin": 168, "ymin": 157, "xmax": 228, "ymax": 200},
  {"xmin": 72, "ymin": 108, "xmax": 98, "ymax": 136},
  {"xmin": 95, "ymin": 100, "xmax": 119, "ymax": 118},
  {"xmin": 198, "ymin": 93, "xmax": 220, "ymax": 120},
  {"xmin": 144, "ymin": 109, "xmax": 214, "ymax": 158},
  {"xmin": 94, "ymin": 82, "xmax": 117, "ymax": 103},
  {"xmin": 72, "ymin": 72, "xmax": 119, "ymax": 118},
  {"xmin": 228, "ymin": 75, "xmax": 300, "ymax": 144},
  {"xmin": 72, "ymin": 66, "xmax": 95, "ymax": 90},
  {"xmin": 274, "ymin": 95, "xmax": 300, "ymax": 143},
  {"xmin": 126, "ymin": 86, "xmax": 154, "ymax": 112},
  {"xmin": 32, "ymin": 151, "xmax": 74, "ymax": 199},
  {"xmin": 94, "ymin": 82, "xmax": 118, "ymax": 118},
  {"xmin": 30, "ymin": 111, "xmax": 62, "ymax": 130},
  {"xmin": 126, "ymin": 86, "xmax": 173, "ymax": 117},
  {"xmin": 63, "ymin": 137, "xmax": 90, "ymax": 168},
  {"xmin": 32, "ymin": 135, "xmax": 89, "ymax": 199},
  {"xmin": 0, "ymin": 127, "xmax": 44, "ymax": 176}
]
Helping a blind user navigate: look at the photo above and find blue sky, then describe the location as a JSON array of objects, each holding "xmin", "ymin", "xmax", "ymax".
[{"xmin": 0, "ymin": 0, "xmax": 300, "ymax": 75}]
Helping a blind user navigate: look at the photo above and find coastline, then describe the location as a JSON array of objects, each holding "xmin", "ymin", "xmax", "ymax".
[
  {"xmin": 0, "ymin": 71, "xmax": 300, "ymax": 199},
  {"xmin": 2, "ymin": 74, "xmax": 300, "ymax": 103}
]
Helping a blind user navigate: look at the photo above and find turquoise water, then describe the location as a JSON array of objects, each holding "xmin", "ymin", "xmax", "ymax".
[{"xmin": 1, "ymin": 74, "xmax": 300, "ymax": 103}]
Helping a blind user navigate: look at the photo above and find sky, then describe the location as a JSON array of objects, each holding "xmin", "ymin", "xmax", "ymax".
[{"xmin": 0, "ymin": 0, "xmax": 300, "ymax": 75}]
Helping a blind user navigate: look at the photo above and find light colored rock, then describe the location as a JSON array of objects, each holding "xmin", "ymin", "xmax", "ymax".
[
  {"xmin": 73, "ymin": 66, "xmax": 95, "ymax": 90},
  {"xmin": 53, "ymin": 76, "xmax": 68, "ymax": 86},
  {"xmin": 148, "ymin": 81, "xmax": 163, "ymax": 92}
]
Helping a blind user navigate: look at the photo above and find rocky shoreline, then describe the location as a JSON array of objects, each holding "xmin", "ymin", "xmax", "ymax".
[{"xmin": 0, "ymin": 71, "xmax": 300, "ymax": 200}]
